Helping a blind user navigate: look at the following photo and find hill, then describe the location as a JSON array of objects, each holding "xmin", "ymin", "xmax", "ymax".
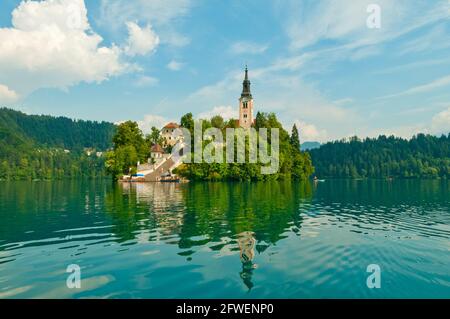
[
  {"xmin": 309, "ymin": 134, "xmax": 450, "ymax": 179},
  {"xmin": 0, "ymin": 108, "xmax": 116, "ymax": 151},
  {"xmin": 0, "ymin": 108, "xmax": 116, "ymax": 180}
]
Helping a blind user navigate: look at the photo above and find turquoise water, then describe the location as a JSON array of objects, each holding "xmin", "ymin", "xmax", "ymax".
[{"xmin": 0, "ymin": 180, "xmax": 449, "ymax": 298}]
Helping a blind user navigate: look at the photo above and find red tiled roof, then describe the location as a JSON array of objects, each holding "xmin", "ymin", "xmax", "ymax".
[
  {"xmin": 163, "ymin": 122, "xmax": 180, "ymax": 129},
  {"xmin": 151, "ymin": 144, "xmax": 164, "ymax": 153}
]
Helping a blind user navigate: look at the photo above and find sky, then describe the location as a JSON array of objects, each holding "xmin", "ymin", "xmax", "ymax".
[{"xmin": 0, "ymin": 0, "xmax": 449, "ymax": 142}]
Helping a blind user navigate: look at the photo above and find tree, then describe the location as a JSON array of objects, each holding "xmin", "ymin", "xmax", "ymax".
[
  {"xmin": 254, "ymin": 112, "xmax": 267, "ymax": 129},
  {"xmin": 0, "ymin": 160, "xmax": 10, "ymax": 180},
  {"xmin": 211, "ymin": 115, "xmax": 224, "ymax": 129},
  {"xmin": 105, "ymin": 145, "xmax": 138, "ymax": 180},
  {"xmin": 175, "ymin": 112, "xmax": 315, "ymax": 181},
  {"xmin": 112, "ymin": 121, "xmax": 147, "ymax": 161},
  {"xmin": 290, "ymin": 124, "xmax": 301, "ymax": 152},
  {"xmin": 180, "ymin": 113, "xmax": 194, "ymax": 132},
  {"xmin": 147, "ymin": 126, "xmax": 162, "ymax": 145},
  {"xmin": 105, "ymin": 121, "xmax": 149, "ymax": 180},
  {"xmin": 309, "ymin": 134, "xmax": 450, "ymax": 179}
]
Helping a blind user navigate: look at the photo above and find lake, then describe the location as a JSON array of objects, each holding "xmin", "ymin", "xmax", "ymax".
[{"xmin": 0, "ymin": 180, "xmax": 449, "ymax": 298}]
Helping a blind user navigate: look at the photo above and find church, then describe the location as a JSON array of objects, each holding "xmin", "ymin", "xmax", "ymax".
[{"xmin": 237, "ymin": 66, "xmax": 255, "ymax": 128}]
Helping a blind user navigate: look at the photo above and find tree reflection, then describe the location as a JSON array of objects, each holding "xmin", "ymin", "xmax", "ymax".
[{"xmin": 107, "ymin": 181, "xmax": 313, "ymax": 289}]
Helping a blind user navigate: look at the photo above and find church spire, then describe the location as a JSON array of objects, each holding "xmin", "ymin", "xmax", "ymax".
[{"xmin": 241, "ymin": 65, "xmax": 252, "ymax": 98}]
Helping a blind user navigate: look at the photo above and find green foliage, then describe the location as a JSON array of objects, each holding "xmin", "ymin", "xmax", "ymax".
[
  {"xmin": 0, "ymin": 108, "xmax": 113, "ymax": 181},
  {"xmin": 180, "ymin": 112, "xmax": 194, "ymax": 133},
  {"xmin": 146, "ymin": 126, "xmax": 163, "ymax": 146},
  {"xmin": 290, "ymin": 124, "xmax": 301, "ymax": 151},
  {"xmin": 0, "ymin": 148, "xmax": 108, "ymax": 181},
  {"xmin": 211, "ymin": 115, "xmax": 224, "ymax": 129},
  {"xmin": 309, "ymin": 133, "xmax": 450, "ymax": 179},
  {"xmin": 106, "ymin": 121, "xmax": 151, "ymax": 180},
  {"xmin": 0, "ymin": 107, "xmax": 115, "ymax": 150},
  {"xmin": 174, "ymin": 112, "xmax": 315, "ymax": 181},
  {"xmin": 112, "ymin": 121, "xmax": 147, "ymax": 158}
]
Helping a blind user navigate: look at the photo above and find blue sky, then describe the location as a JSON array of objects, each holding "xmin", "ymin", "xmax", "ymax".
[{"xmin": 0, "ymin": 0, "xmax": 449, "ymax": 142}]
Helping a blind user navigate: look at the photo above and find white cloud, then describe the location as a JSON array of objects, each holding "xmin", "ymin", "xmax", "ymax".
[
  {"xmin": 98, "ymin": 0, "xmax": 192, "ymax": 47},
  {"xmin": 284, "ymin": 0, "xmax": 369, "ymax": 50},
  {"xmin": 300, "ymin": 1, "xmax": 445, "ymax": 47},
  {"xmin": 374, "ymin": 57, "xmax": 450, "ymax": 75},
  {"xmin": 197, "ymin": 106, "xmax": 238, "ymax": 120},
  {"xmin": 293, "ymin": 120, "xmax": 328, "ymax": 142},
  {"xmin": 380, "ymin": 75, "xmax": 450, "ymax": 99},
  {"xmin": 11, "ymin": 0, "xmax": 90, "ymax": 32},
  {"xmin": 160, "ymin": 31, "xmax": 191, "ymax": 47},
  {"xmin": 99, "ymin": 0, "xmax": 192, "ymax": 27},
  {"xmin": 230, "ymin": 41, "xmax": 269, "ymax": 55},
  {"xmin": 0, "ymin": 0, "xmax": 126, "ymax": 99},
  {"xmin": 280, "ymin": 0, "xmax": 449, "ymax": 62},
  {"xmin": 431, "ymin": 107, "xmax": 450, "ymax": 135},
  {"xmin": 136, "ymin": 114, "xmax": 174, "ymax": 134},
  {"xmin": 134, "ymin": 75, "xmax": 159, "ymax": 87},
  {"xmin": 397, "ymin": 23, "xmax": 450, "ymax": 56},
  {"xmin": 124, "ymin": 22, "xmax": 160, "ymax": 57},
  {"xmin": 370, "ymin": 106, "xmax": 450, "ymax": 138},
  {"xmin": 167, "ymin": 60, "xmax": 184, "ymax": 71},
  {"xmin": 0, "ymin": 84, "xmax": 19, "ymax": 104},
  {"xmin": 188, "ymin": 65, "xmax": 362, "ymax": 141}
]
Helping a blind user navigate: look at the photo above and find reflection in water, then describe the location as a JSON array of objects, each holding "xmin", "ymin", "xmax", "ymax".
[
  {"xmin": 108, "ymin": 181, "xmax": 312, "ymax": 291},
  {"xmin": 237, "ymin": 231, "xmax": 257, "ymax": 291},
  {"xmin": 0, "ymin": 180, "xmax": 449, "ymax": 298}
]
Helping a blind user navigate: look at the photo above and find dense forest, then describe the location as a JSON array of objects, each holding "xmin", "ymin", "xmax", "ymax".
[
  {"xmin": 173, "ymin": 112, "xmax": 315, "ymax": 181},
  {"xmin": 309, "ymin": 134, "xmax": 450, "ymax": 179},
  {"xmin": 105, "ymin": 112, "xmax": 315, "ymax": 181},
  {"xmin": 0, "ymin": 108, "xmax": 116, "ymax": 180},
  {"xmin": 2, "ymin": 107, "xmax": 448, "ymax": 181}
]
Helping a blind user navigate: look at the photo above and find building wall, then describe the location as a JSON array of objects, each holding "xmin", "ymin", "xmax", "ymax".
[
  {"xmin": 239, "ymin": 98, "xmax": 254, "ymax": 129},
  {"xmin": 161, "ymin": 128, "xmax": 178, "ymax": 146}
]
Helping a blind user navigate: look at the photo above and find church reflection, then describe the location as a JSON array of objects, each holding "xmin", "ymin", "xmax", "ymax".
[
  {"xmin": 109, "ymin": 181, "xmax": 313, "ymax": 290},
  {"xmin": 237, "ymin": 231, "xmax": 257, "ymax": 290}
]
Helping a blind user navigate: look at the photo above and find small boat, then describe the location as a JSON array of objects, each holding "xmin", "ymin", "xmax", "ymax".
[
  {"xmin": 160, "ymin": 172, "xmax": 180, "ymax": 183},
  {"xmin": 160, "ymin": 178, "xmax": 180, "ymax": 183}
]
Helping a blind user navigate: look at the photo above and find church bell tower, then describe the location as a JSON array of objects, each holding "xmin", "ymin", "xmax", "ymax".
[{"xmin": 238, "ymin": 66, "xmax": 254, "ymax": 129}]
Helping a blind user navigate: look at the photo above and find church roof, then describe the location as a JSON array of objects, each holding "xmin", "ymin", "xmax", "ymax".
[
  {"xmin": 151, "ymin": 144, "xmax": 164, "ymax": 153},
  {"xmin": 163, "ymin": 122, "xmax": 180, "ymax": 129},
  {"xmin": 241, "ymin": 66, "xmax": 252, "ymax": 99}
]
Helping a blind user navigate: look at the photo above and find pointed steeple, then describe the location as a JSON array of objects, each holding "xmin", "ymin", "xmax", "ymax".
[{"xmin": 241, "ymin": 65, "xmax": 252, "ymax": 98}]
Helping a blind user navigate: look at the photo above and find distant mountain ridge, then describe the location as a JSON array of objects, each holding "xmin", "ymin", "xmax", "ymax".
[{"xmin": 301, "ymin": 141, "xmax": 321, "ymax": 150}]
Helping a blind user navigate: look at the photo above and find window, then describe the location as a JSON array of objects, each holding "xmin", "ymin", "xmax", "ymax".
[
  {"xmin": 243, "ymin": 102, "xmax": 248, "ymax": 109},
  {"xmin": 244, "ymin": 114, "xmax": 248, "ymax": 118}
]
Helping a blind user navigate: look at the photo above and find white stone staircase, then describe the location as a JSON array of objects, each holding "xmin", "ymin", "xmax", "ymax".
[{"xmin": 135, "ymin": 154, "xmax": 184, "ymax": 182}]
